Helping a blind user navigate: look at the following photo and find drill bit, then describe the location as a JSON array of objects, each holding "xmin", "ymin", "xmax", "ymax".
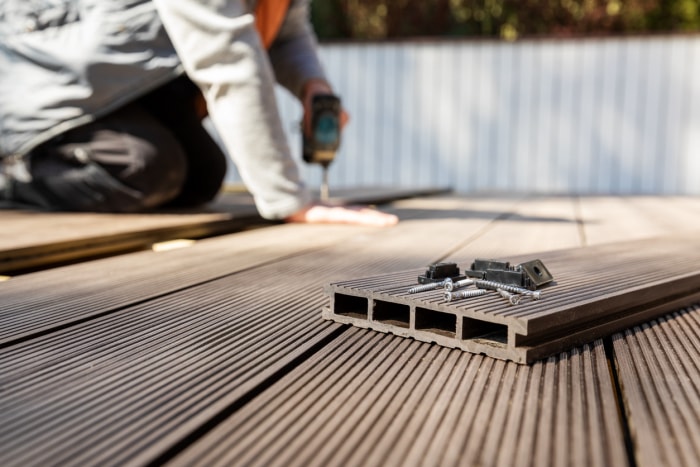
[{"xmin": 320, "ymin": 165, "xmax": 329, "ymax": 202}]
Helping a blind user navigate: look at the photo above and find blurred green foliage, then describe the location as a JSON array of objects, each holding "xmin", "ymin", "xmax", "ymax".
[{"xmin": 310, "ymin": 0, "xmax": 700, "ymax": 40}]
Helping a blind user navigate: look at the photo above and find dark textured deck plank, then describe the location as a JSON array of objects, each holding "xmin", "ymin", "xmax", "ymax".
[
  {"xmin": 449, "ymin": 196, "xmax": 583, "ymax": 259},
  {"xmin": 0, "ymin": 193, "xmax": 260, "ymax": 274},
  {"xmin": 577, "ymin": 196, "xmax": 700, "ymax": 246},
  {"xmin": 0, "ymin": 197, "xmax": 508, "ymax": 466},
  {"xmin": 171, "ymin": 330, "xmax": 626, "ymax": 467},
  {"xmin": 612, "ymin": 305, "xmax": 700, "ymax": 467},
  {"xmin": 0, "ymin": 196, "xmax": 517, "ymax": 346},
  {"xmin": 0, "ymin": 187, "xmax": 448, "ymax": 274},
  {"xmin": 169, "ymin": 196, "xmax": 628, "ymax": 467},
  {"xmin": 0, "ymin": 223, "xmax": 363, "ymax": 345},
  {"xmin": 4, "ymin": 196, "xmax": 700, "ymax": 466}
]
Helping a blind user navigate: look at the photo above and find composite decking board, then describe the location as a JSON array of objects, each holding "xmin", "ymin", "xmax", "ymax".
[
  {"xmin": 0, "ymin": 201, "xmax": 262, "ymax": 274},
  {"xmin": 568, "ymin": 196, "xmax": 700, "ymax": 250},
  {"xmin": 0, "ymin": 206, "xmax": 252, "ymax": 251},
  {"xmin": 0, "ymin": 190, "xmax": 252, "ymax": 252},
  {"xmin": 0, "ymin": 199, "xmax": 512, "ymax": 466},
  {"xmin": 0, "ymin": 196, "xmax": 515, "ymax": 346},
  {"xmin": 447, "ymin": 196, "xmax": 583, "ymax": 259},
  {"xmin": 0, "ymin": 276, "xmax": 339, "ymax": 466},
  {"xmin": 581, "ymin": 197, "xmax": 668, "ymax": 245},
  {"xmin": 0, "ymin": 297, "xmax": 338, "ymax": 466},
  {"xmin": 0, "ymin": 222, "xmax": 377, "ymax": 345},
  {"xmin": 170, "ymin": 329, "xmax": 627, "ymax": 467},
  {"xmin": 170, "ymin": 196, "xmax": 630, "ymax": 467},
  {"xmin": 622, "ymin": 196, "xmax": 700, "ymax": 233},
  {"xmin": 0, "ymin": 187, "xmax": 446, "ymax": 273},
  {"xmin": 323, "ymin": 232, "xmax": 700, "ymax": 362},
  {"xmin": 612, "ymin": 305, "xmax": 700, "ymax": 467},
  {"xmin": 4, "ymin": 195, "xmax": 698, "ymax": 466}
]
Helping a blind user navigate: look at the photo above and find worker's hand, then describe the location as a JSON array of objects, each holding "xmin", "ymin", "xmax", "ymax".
[
  {"xmin": 301, "ymin": 79, "xmax": 349, "ymax": 136},
  {"xmin": 285, "ymin": 203, "xmax": 399, "ymax": 227}
]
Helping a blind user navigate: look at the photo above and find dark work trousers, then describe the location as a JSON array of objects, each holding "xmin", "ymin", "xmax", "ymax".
[{"xmin": 8, "ymin": 77, "xmax": 227, "ymax": 212}]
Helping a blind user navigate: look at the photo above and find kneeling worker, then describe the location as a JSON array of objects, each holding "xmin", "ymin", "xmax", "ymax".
[{"xmin": 0, "ymin": 0, "xmax": 398, "ymax": 227}]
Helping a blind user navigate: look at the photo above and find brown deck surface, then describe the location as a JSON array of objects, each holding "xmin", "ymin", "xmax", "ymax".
[
  {"xmin": 0, "ymin": 191, "xmax": 260, "ymax": 274},
  {"xmin": 1, "ymin": 195, "xmax": 699, "ymax": 466},
  {"xmin": 0, "ymin": 186, "xmax": 447, "ymax": 274}
]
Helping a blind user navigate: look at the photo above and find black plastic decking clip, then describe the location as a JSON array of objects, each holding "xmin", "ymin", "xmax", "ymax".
[
  {"xmin": 417, "ymin": 262, "xmax": 467, "ymax": 284},
  {"xmin": 465, "ymin": 258, "xmax": 553, "ymax": 290}
]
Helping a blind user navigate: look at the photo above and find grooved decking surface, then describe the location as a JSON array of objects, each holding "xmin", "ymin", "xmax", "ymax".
[
  {"xmin": 0, "ymin": 192, "xmax": 260, "ymax": 274},
  {"xmin": 2, "ymin": 195, "xmax": 700, "ymax": 466},
  {"xmin": 612, "ymin": 305, "xmax": 700, "ymax": 467},
  {"xmin": 323, "ymin": 233, "xmax": 700, "ymax": 363},
  {"xmin": 172, "ymin": 331, "xmax": 626, "ymax": 467},
  {"xmin": 0, "ymin": 187, "xmax": 446, "ymax": 274}
]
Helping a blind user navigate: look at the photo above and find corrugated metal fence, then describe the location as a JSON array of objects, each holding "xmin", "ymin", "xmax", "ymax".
[{"xmin": 226, "ymin": 35, "xmax": 700, "ymax": 195}]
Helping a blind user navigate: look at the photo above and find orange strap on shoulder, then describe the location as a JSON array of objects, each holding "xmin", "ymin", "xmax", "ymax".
[{"xmin": 254, "ymin": 0, "xmax": 292, "ymax": 49}]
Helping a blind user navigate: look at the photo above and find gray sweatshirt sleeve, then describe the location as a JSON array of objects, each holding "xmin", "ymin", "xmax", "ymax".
[
  {"xmin": 151, "ymin": 0, "xmax": 311, "ymax": 220},
  {"xmin": 268, "ymin": 0, "xmax": 327, "ymax": 99}
]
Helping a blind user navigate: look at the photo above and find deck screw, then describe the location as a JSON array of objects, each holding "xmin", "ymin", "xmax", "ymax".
[
  {"xmin": 497, "ymin": 288, "xmax": 522, "ymax": 306},
  {"xmin": 408, "ymin": 278, "xmax": 452, "ymax": 294},
  {"xmin": 444, "ymin": 278, "xmax": 475, "ymax": 292},
  {"xmin": 444, "ymin": 289, "xmax": 487, "ymax": 302},
  {"xmin": 475, "ymin": 280, "xmax": 542, "ymax": 300}
]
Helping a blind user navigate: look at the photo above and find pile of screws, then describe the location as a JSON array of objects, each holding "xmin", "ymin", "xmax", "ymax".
[
  {"xmin": 407, "ymin": 260, "xmax": 551, "ymax": 306},
  {"xmin": 407, "ymin": 277, "xmax": 542, "ymax": 306}
]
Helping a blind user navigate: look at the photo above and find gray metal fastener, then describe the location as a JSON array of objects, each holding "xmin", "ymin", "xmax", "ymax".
[
  {"xmin": 408, "ymin": 278, "xmax": 453, "ymax": 294},
  {"xmin": 444, "ymin": 289, "xmax": 488, "ymax": 302},
  {"xmin": 497, "ymin": 288, "xmax": 522, "ymax": 306},
  {"xmin": 444, "ymin": 278, "xmax": 475, "ymax": 292},
  {"xmin": 475, "ymin": 280, "xmax": 542, "ymax": 300}
]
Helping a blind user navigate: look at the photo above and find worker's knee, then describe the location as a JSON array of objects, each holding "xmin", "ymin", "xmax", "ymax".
[
  {"xmin": 78, "ymin": 105, "xmax": 191, "ymax": 212},
  {"xmin": 23, "ymin": 116, "xmax": 189, "ymax": 213},
  {"xmin": 118, "ymin": 127, "xmax": 188, "ymax": 211}
]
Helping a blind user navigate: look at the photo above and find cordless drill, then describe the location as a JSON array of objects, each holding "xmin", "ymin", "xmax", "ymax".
[{"xmin": 302, "ymin": 94, "xmax": 341, "ymax": 202}]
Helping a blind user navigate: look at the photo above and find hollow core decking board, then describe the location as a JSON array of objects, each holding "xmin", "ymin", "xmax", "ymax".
[
  {"xmin": 323, "ymin": 232, "xmax": 700, "ymax": 363},
  {"xmin": 612, "ymin": 305, "xmax": 700, "ymax": 467},
  {"xmin": 170, "ymin": 331, "xmax": 626, "ymax": 467},
  {"xmin": 0, "ymin": 197, "xmax": 512, "ymax": 466}
]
